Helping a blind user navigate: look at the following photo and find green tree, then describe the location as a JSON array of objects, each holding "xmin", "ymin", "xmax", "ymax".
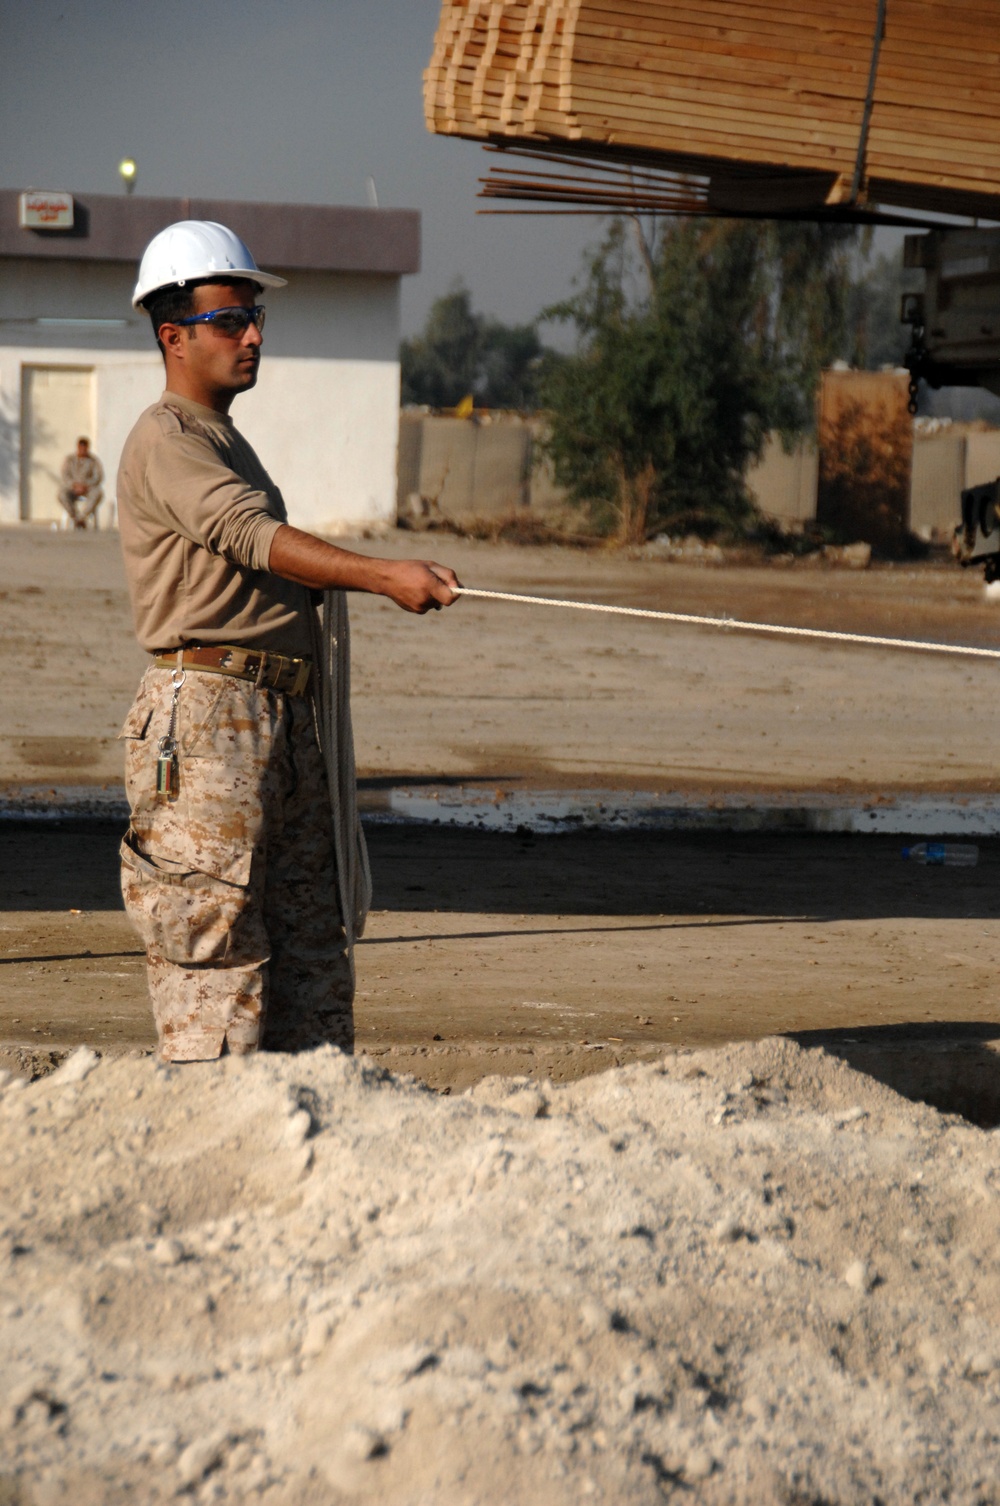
[
  {"xmin": 477, "ymin": 320, "xmax": 545, "ymax": 409},
  {"xmin": 537, "ymin": 218, "xmax": 858, "ymax": 543},
  {"xmin": 400, "ymin": 285, "xmax": 481, "ymax": 408},
  {"xmin": 846, "ymin": 248, "xmax": 921, "ymax": 371},
  {"xmin": 400, "ymin": 284, "xmax": 544, "ymax": 409}
]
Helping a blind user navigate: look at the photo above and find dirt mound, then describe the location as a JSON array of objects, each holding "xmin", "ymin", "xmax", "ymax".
[{"xmin": 2, "ymin": 1040, "xmax": 999, "ymax": 1505}]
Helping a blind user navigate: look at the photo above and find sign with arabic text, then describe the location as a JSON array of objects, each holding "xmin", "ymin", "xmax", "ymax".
[{"xmin": 19, "ymin": 192, "xmax": 74, "ymax": 230}]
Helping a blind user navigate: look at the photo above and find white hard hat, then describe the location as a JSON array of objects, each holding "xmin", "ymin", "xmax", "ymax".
[{"xmin": 132, "ymin": 219, "xmax": 287, "ymax": 308}]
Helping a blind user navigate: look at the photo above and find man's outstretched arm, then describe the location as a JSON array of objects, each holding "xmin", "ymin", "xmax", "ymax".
[{"xmin": 268, "ymin": 524, "xmax": 459, "ymax": 614}]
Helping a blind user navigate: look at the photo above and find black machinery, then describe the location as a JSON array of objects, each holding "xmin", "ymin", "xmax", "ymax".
[{"xmin": 903, "ymin": 227, "xmax": 1000, "ymax": 578}]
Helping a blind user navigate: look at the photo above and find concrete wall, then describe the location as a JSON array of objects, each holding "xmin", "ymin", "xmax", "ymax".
[
  {"xmin": 965, "ymin": 431, "xmax": 1000, "ymax": 488},
  {"xmin": 0, "ymin": 258, "xmax": 402, "ymax": 534},
  {"xmin": 745, "ymin": 433, "xmax": 818, "ymax": 528},
  {"xmin": 400, "ymin": 416, "xmax": 823, "ymax": 530},
  {"xmin": 910, "ymin": 434, "xmax": 965, "ymax": 538},
  {"xmin": 748, "ymin": 426, "xmax": 1000, "ymax": 542},
  {"xmin": 908, "ymin": 430, "xmax": 1000, "ymax": 540},
  {"xmin": 395, "ymin": 410, "xmax": 1000, "ymax": 542},
  {"xmin": 397, "ymin": 412, "xmax": 533, "ymax": 519}
]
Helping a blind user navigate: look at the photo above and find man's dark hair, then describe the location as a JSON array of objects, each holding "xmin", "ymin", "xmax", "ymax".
[{"xmin": 143, "ymin": 276, "xmax": 262, "ymax": 355}]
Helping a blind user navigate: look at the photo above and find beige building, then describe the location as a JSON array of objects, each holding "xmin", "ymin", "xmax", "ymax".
[{"xmin": 0, "ymin": 189, "xmax": 419, "ymax": 534}]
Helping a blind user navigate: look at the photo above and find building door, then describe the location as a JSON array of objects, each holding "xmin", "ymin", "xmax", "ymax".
[{"xmin": 20, "ymin": 365, "xmax": 95, "ymax": 522}]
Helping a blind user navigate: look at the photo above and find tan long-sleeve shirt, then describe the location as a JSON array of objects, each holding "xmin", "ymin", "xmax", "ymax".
[{"xmin": 116, "ymin": 391, "xmax": 313, "ymax": 656}]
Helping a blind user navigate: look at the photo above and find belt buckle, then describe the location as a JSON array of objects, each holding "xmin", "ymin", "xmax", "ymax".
[
  {"xmin": 265, "ymin": 653, "xmax": 283, "ymax": 690},
  {"xmin": 280, "ymin": 656, "xmax": 304, "ymax": 695}
]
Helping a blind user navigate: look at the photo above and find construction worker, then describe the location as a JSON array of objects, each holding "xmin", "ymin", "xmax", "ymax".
[
  {"xmin": 59, "ymin": 437, "xmax": 104, "ymax": 527},
  {"xmin": 116, "ymin": 220, "xmax": 459, "ymax": 1063}
]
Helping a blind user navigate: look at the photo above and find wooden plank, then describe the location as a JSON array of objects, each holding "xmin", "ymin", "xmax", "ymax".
[
  {"xmin": 563, "ymin": 71, "xmax": 861, "ymax": 122},
  {"xmin": 580, "ymin": 1, "xmax": 1000, "ymax": 69},
  {"xmin": 882, "ymin": 0, "xmax": 1000, "ymax": 50},
  {"xmin": 549, "ymin": 62, "xmax": 1000, "ymax": 150},
  {"xmin": 571, "ymin": 55, "xmax": 868, "ymax": 104},
  {"xmin": 572, "ymin": 68, "xmax": 870, "ymax": 121},
  {"xmin": 429, "ymin": 0, "xmax": 866, "ymax": 65},
  {"xmin": 570, "ymin": 37, "xmax": 871, "ymax": 92},
  {"xmin": 867, "ymin": 134, "xmax": 1000, "ymax": 176},
  {"xmin": 450, "ymin": 43, "xmax": 859, "ymax": 90},
  {"xmin": 438, "ymin": 56, "xmax": 872, "ymax": 118},
  {"xmin": 573, "ymin": 21, "xmax": 869, "ymax": 65},
  {"xmin": 581, "ymin": 0, "xmax": 874, "ymax": 37},
  {"xmin": 871, "ymin": 103, "xmax": 1000, "ymax": 147},
  {"xmin": 566, "ymin": 80, "xmax": 865, "ymax": 137},
  {"xmin": 431, "ymin": 67, "xmax": 994, "ymax": 155},
  {"xmin": 448, "ymin": 65, "xmax": 861, "ymax": 146},
  {"xmin": 569, "ymin": 108, "xmax": 854, "ymax": 163},
  {"xmin": 572, "ymin": 21, "xmax": 1000, "ymax": 79},
  {"xmin": 438, "ymin": 122, "xmax": 849, "ymax": 174},
  {"xmin": 423, "ymin": 0, "xmax": 1000, "ymax": 212},
  {"xmin": 568, "ymin": 32, "xmax": 1000, "ymax": 101},
  {"xmin": 442, "ymin": 0, "xmax": 873, "ymax": 49},
  {"xmin": 869, "ymin": 141, "xmax": 1000, "ymax": 178}
]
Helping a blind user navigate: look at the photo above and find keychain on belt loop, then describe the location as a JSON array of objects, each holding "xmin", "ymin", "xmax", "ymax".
[{"xmin": 156, "ymin": 664, "xmax": 185, "ymax": 802}]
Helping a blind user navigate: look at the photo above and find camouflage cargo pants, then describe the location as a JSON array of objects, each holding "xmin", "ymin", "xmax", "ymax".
[{"xmin": 119, "ymin": 666, "xmax": 352, "ymax": 1062}]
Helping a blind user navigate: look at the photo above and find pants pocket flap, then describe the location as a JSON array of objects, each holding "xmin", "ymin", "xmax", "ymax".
[
  {"xmin": 121, "ymin": 829, "xmax": 253, "ymax": 889},
  {"xmin": 118, "ymin": 704, "xmax": 153, "ymax": 741},
  {"xmin": 120, "ymin": 832, "xmax": 257, "ymax": 968}
]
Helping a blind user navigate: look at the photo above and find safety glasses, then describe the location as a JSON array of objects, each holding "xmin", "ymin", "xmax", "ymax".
[{"xmin": 175, "ymin": 304, "xmax": 266, "ymax": 338}]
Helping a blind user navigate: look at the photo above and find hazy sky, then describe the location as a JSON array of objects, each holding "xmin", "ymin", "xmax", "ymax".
[{"xmin": 0, "ymin": 0, "xmax": 599, "ymax": 338}]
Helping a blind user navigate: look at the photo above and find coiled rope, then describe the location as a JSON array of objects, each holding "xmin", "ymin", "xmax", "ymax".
[
  {"xmin": 314, "ymin": 592, "xmax": 372, "ymax": 971},
  {"xmin": 453, "ymin": 586, "xmax": 1000, "ymax": 662}
]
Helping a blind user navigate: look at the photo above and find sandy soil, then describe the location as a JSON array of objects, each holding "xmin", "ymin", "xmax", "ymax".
[
  {"xmin": 3, "ymin": 530, "xmax": 1000, "ymax": 794},
  {"xmin": 3, "ymin": 529, "xmax": 1000, "ymax": 1503},
  {"xmin": 4, "ymin": 1039, "xmax": 1000, "ymax": 1505},
  {"xmin": 1, "ymin": 528, "xmax": 999, "ymax": 1105}
]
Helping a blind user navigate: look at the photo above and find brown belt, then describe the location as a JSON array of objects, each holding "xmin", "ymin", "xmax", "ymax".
[{"xmin": 153, "ymin": 644, "xmax": 313, "ymax": 697}]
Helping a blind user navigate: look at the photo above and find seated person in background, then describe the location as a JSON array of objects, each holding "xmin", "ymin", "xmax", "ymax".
[{"xmin": 59, "ymin": 437, "xmax": 104, "ymax": 528}]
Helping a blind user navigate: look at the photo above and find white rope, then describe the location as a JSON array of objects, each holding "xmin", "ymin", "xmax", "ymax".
[{"xmin": 454, "ymin": 586, "xmax": 1000, "ymax": 662}]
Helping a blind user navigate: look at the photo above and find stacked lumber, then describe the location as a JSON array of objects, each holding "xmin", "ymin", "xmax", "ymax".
[
  {"xmin": 867, "ymin": 1, "xmax": 1000, "ymax": 214},
  {"xmin": 424, "ymin": 1, "xmax": 1000, "ymax": 219}
]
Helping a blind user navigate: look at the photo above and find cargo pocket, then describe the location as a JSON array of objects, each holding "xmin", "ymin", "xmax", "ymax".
[
  {"xmin": 120, "ymin": 828, "xmax": 259, "ymax": 967},
  {"xmin": 119, "ymin": 680, "xmax": 160, "ymax": 812},
  {"xmin": 118, "ymin": 685, "xmax": 155, "ymax": 742}
]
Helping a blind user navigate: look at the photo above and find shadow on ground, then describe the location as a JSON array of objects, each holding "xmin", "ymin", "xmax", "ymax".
[
  {"xmin": 377, "ymin": 827, "xmax": 1000, "ymax": 924},
  {"xmin": 1, "ymin": 821, "xmax": 997, "ymax": 924},
  {"xmin": 3, "ymin": 823, "xmax": 998, "ymax": 1120},
  {"xmin": 792, "ymin": 1022, "xmax": 1000, "ymax": 1128}
]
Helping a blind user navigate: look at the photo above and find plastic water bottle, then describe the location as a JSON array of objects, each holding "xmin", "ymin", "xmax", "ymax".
[{"xmin": 902, "ymin": 842, "xmax": 978, "ymax": 867}]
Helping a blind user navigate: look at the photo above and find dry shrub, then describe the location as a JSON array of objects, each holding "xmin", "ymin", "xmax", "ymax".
[{"xmin": 818, "ymin": 397, "xmax": 912, "ymax": 553}]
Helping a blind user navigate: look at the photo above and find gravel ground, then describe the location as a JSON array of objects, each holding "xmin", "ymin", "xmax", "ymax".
[{"xmin": 3, "ymin": 1039, "xmax": 1000, "ymax": 1506}]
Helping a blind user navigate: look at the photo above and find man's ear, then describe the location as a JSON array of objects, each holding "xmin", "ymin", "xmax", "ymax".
[{"xmin": 158, "ymin": 322, "xmax": 189, "ymax": 360}]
